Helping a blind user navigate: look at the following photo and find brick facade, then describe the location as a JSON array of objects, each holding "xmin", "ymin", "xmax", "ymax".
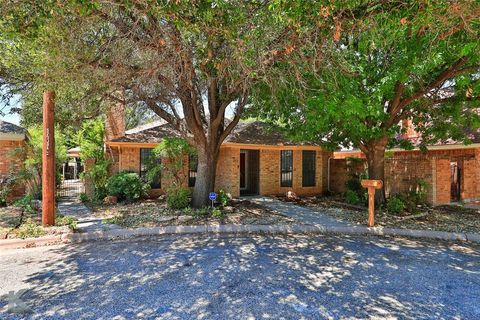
[
  {"xmin": 110, "ymin": 143, "xmax": 331, "ymax": 198},
  {"xmin": 0, "ymin": 140, "xmax": 26, "ymax": 201},
  {"xmin": 330, "ymin": 147, "xmax": 480, "ymax": 205}
]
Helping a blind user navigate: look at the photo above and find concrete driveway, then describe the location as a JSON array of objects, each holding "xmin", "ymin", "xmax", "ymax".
[{"xmin": 1, "ymin": 234, "xmax": 479, "ymax": 319}]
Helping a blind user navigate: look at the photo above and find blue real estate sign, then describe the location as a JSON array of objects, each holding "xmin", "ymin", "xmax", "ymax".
[{"xmin": 209, "ymin": 192, "xmax": 217, "ymax": 208}]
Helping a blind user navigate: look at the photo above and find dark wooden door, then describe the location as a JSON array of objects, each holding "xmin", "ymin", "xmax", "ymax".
[
  {"xmin": 247, "ymin": 150, "xmax": 259, "ymax": 195},
  {"xmin": 450, "ymin": 162, "xmax": 461, "ymax": 202}
]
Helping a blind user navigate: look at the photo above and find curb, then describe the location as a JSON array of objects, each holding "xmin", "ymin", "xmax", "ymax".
[
  {"xmin": 0, "ymin": 234, "xmax": 64, "ymax": 250},
  {"xmin": 2, "ymin": 223, "xmax": 479, "ymax": 250}
]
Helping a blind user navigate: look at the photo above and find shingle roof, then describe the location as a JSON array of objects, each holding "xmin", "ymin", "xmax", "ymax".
[
  {"xmin": 110, "ymin": 121, "xmax": 181, "ymax": 143},
  {"xmin": 110, "ymin": 120, "xmax": 320, "ymax": 146},
  {"xmin": 0, "ymin": 120, "xmax": 26, "ymax": 135},
  {"xmin": 224, "ymin": 121, "xmax": 320, "ymax": 146}
]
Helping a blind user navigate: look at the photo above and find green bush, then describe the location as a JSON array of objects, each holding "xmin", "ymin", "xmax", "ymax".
[
  {"xmin": 14, "ymin": 195, "xmax": 35, "ymax": 215},
  {"xmin": 192, "ymin": 207, "xmax": 210, "ymax": 218},
  {"xmin": 345, "ymin": 190, "xmax": 362, "ymax": 205},
  {"xmin": 217, "ymin": 189, "xmax": 230, "ymax": 207},
  {"xmin": 387, "ymin": 196, "xmax": 405, "ymax": 214},
  {"xmin": 56, "ymin": 215, "xmax": 78, "ymax": 231},
  {"xmin": 166, "ymin": 187, "xmax": 191, "ymax": 209},
  {"xmin": 79, "ymin": 192, "xmax": 89, "ymax": 203},
  {"xmin": 14, "ymin": 218, "xmax": 47, "ymax": 239},
  {"xmin": 211, "ymin": 208, "xmax": 224, "ymax": 219},
  {"xmin": 106, "ymin": 171, "xmax": 150, "ymax": 202}
]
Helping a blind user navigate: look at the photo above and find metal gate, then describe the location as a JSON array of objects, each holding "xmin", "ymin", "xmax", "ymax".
[{"xmin": 57, "ymin": 159, "xmax": 85, "ymax": 198}]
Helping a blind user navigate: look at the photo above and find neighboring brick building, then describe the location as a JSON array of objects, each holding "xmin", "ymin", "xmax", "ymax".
[
  {"xmin": 331, "ymin": 143, "xmax": 480, "ymax": 205},
  {"xmin": 106, "ymin": 120, "xmax": 331, "ymax": 198},
  {"xmin": 0, "ymin": 120, "xmax": 27, "ymax": 201}
]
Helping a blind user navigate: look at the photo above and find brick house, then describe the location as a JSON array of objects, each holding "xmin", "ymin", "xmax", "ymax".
[
  {"xmin": 105, "ymin": 120, "xmax": 331, "ymax": 198},
  {"xmin": 0, "ymin": 120, "xmax": 27, "ymax": 201},
  {"xmin": 330, "ymin": 123, "xmax": 480, "ymax": 205}
]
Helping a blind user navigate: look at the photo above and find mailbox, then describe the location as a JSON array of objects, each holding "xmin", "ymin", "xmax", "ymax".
[
  {"xmin": 361, "ymin": 179, "xmax": 384, "ymax": 227},
  {"xmin": 361, "ymin": 179, "xmax": 383, "ymax": 189}
]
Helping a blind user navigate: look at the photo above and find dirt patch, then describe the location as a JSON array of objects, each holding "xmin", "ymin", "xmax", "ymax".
[
  {"xmin": 274, "ymin": 196, "xmax": 480, "ymax": 233},
  {"xmin": 0, "ymin": 205, "xmax": 77, "ymax": 239},
  {"xmin": 87, "ymin": 198, "xmax": 294, "ymax": 228}
]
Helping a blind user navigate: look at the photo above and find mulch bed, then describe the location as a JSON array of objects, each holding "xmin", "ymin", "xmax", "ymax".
[
  {"xmin": 274, "ymin": 195, "xmax": 480, "ymax": 234},
  {"xmin": 86, "ymin": 198, "xmax": 294, "ymax": 228},
  {"xmin": 0, "ymin": 206, "xmax": 72, "ymax": 239}
]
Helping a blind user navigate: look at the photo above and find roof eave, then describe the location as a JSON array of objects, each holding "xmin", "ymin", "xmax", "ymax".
[{"xmin": 0, "ymin": 133, "xmax": 26, "ymax": 141}]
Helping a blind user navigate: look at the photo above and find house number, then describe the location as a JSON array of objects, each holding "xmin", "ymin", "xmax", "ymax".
[{"xmin": 46, "ymin": 128, "xmax": 50, "ymax": 156}]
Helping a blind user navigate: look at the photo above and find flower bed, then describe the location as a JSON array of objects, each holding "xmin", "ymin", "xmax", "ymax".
[
  {"xmin": 275, "ymin": 196, "xmax": 480, "ymax": 233},
  {"xmin": 86, "ymin": 198, "xmax": 294, "ymax": 228}
]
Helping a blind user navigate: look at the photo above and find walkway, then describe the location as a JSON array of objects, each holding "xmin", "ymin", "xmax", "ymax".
[
  {"xmin": 249, "ymin": 196, "xmax": 353, "ymax": 229},
  {"xmin": 57, "ymin": 197, "xmax": 121, "ymax": 233}
]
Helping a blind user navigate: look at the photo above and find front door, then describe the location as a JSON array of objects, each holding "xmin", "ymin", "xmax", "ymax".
[
  {"xmin": 450, "ymin": 162, "xmax": 461, "ymax": 202},
  {"xmin": 240, "ymin": 149, "xmax": 259, "ymax": 195}
]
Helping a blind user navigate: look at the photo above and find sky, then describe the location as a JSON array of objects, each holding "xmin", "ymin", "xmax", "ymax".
[
  {"xmin": 0, "ymin": 102, "xmax": 21, "ymax": 125},
  {"xmin": 0, "ymin": 90, "xmax": 21, "ymax": 125}
]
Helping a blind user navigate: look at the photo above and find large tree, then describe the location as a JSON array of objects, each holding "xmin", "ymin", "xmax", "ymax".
[
  {"xmin": 1, "ymin": 0, "xmax": 340, "ymax": 207},
  {"xmin": 253, "ymin": 0, "xmax": 480, "ymax": 204}
]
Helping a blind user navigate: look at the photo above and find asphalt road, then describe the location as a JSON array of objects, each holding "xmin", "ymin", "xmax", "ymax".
[{"xmin": 1, "ymin": 234, "xmax": 479, "ymax": 320}]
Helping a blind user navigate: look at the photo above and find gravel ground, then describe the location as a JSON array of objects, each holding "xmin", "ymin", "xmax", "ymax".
[{"xmin": 1, "ymin": 234, "xmax": 479, "ymax": 319}]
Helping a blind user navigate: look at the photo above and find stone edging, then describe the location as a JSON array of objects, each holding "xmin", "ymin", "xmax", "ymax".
[{"xmin": 1, "ymin": 224, "xmax": 479, "ymax": 250}]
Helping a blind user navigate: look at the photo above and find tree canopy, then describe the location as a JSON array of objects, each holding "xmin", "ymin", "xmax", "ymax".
[
  {"xmin": 0, "ymin": 0, "xmax": 339, "ymax": 206},
  {"xmin": 252, "ymin": 0, "xmax": 480, "ymax": 203}
]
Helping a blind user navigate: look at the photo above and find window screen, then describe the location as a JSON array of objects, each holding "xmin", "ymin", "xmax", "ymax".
[
  {"xmin": 280, "ymin": 150, "xmax": 293, "ymax": 187},
  {"xmin": 140, "ymin": 148, "xmax": 161, "ymax": 189},
  {"xmin": 189, "ymin": 154, "xmax": 198, "ymax": 187},
  {"xmin": 302, "ymin": 150, "xmax": 316, "ymax": 187}
]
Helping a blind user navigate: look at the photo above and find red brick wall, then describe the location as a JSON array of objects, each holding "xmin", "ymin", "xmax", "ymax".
[
  {"xmin": 434, "ymin": 159, "xmax": 451, "ymax": 205},
  {"xmin": 329, "ymin": 148, "xmax": 480, "ymax": 204},
  {"xmin": 114, "ymin": 144, "xmax": 329, "ymax": 198},
  {"xmin": 0, "ymin": 140, "xmax": 26, "ymax": 201}
]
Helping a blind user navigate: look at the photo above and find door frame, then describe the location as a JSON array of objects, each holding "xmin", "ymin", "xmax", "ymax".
[{"xmin": 240, "ymin": 149, "xmax": 260, "ymax": 196}]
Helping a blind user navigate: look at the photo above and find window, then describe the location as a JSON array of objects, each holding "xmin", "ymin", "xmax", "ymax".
[
  {"xmin": 140, "ymin": 148, "xmax": 161, "ymax": 189},
  {"xmin": 189, "ymin": 154, "xmax": 198, "ymax": 187},
  {"xmin": 280, "ymin": 150, "xmax": 293, "ymax": 187},
  {"xmin": 302, "ymin": 150, "xmax": 316, "ymax": 187}
]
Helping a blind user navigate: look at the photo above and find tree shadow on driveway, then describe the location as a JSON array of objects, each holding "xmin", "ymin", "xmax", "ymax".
[{"xmin": 1, "ymin": 234, "xmax": 479, "ymax": 319}]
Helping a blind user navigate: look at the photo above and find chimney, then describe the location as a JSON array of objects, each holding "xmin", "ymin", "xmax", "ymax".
[
  {"xmin": 105, "ymin": 92, "xmax": 125, "ymax": 141},
  {"xmin": 401, "ymin": 118, "xmax": 418, "ymax": 140}
]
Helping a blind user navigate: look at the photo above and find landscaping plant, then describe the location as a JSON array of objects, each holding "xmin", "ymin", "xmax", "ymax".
[
  {"xmin": 387, "ymin": 196, "xmax": 406, "ymax": 215},
  {"xmin": 106, "ymin": 171, "xmax": 150, "ymax": 202},
  {"xmin": 166, "ymin": 187, "xmax": 191, "ymax": 210}
]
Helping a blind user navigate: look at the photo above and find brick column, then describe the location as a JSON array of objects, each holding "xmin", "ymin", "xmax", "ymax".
[{"xmin": 434, "ymin": 159, "xmax": 451, "ymax": 205}]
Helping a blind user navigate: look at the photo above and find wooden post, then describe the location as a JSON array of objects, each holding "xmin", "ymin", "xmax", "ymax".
[
  {"xmin": 361, "ymin": 179, "xmax": 383, "ymax": 227},
  {"xmin": 42, "ymin": 91, "xmax": 56, "ymax": 226}
]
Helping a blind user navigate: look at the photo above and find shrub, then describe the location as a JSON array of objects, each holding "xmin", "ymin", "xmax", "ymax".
[
  {"xmin": 387, "ymin": 196, "xmax": 405, "ymax": 214},
  {"xmin": 192, "ymin": 207, "xmax": 210, "ymax": 218},
  {"xmin": 0, "ymin": 174, "xmax": 16, "ymax": 206},
  {"xmin": 14, "ymin": 195, "xmax": 36, "ymax": 215},
  {"xmin": 14, "ymin": 218, "xmax": 47, "ymax": 239},
  {"xmin": 106, "ymin": 172, "xmax": 150, "ymax": 202},
  {"xmin": 56, "ymin": 215, "xmax": 78, "ymax": 231},
  {"xmin": 79, "ymin": 192, "xmax": 89, "ymax": 203},
  {"xmin": 345, "ymin": 190, "xmax": 362, "ymax": 205},
  {"xmin": 166, "ymin": 187, "xmax": 191, "ymax": 209},
  {"xmin": 211, "ymin": 208, "xmax": 224, "ymax": 219},
  {"xmin": 217, "ymin": 189, "xmax": 230, "ymax": 207}
]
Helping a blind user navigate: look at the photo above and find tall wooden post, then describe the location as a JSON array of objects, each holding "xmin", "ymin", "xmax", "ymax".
[{"xmin": 42, "ymin": 91, "xmax": 56, "ymax": 226}]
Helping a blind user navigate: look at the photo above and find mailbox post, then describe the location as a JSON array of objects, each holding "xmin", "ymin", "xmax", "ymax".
[{"xmin": 361, "ymin": 179, "xmax": 383, "ymax": 227}]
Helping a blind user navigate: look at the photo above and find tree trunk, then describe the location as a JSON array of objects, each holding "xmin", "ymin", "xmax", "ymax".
[
  {"xmin": 191, "ymin": 146, "xmax": 219, "ymax": 208},
  {"xmin": 365, "ymin": 138, "xmax": 388, "ymax": 205}
]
